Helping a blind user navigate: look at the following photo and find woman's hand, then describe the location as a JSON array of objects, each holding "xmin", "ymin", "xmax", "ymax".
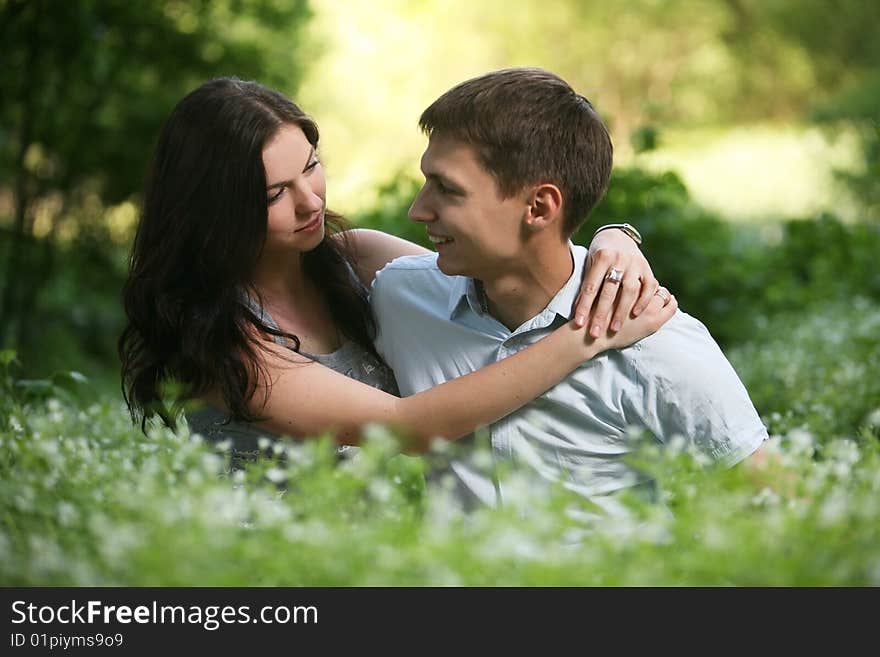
[
  {"xmin": 574, "ymin": 228, "xmax": 660, "ymax": 338},
  {"xmin": 596, "ymin": 286, "xmax": 676, "ymax": 351},
  {"xmin": 561, "ymin": 284, "xmax": 676, "ymax": 364}
]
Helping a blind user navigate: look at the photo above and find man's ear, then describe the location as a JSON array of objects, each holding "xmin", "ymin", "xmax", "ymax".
[{"xmin": 524, "ymin": 183, "xmax": 563, "ymax": 233}]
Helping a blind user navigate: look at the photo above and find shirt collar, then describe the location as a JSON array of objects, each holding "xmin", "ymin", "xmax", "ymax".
[
  {"xmin": 447, "ymin": 274, "xmax": 482, "ymax": 319},
  {"xmin": 446, "ymin": 242, "xmax": 589, "ymax": 322},
  {"xmin": 545, "ymin": 242, "xmax": 588, "ymax": 321}
]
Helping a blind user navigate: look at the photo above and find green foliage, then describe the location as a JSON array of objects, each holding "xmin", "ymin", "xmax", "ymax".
[
  {"xmin": 0, "ymin": 350, "xmax": 94, "ymax": 435},
  {"xmin": 730, "ymin": 299, "xmax": 880, "ymax": 441},
  {"xmin": 2, "ymin": 300, "xmax": 879, "ymax": 585},
  {"xmin": 576, "ymin": 166, "xmax": 880, "ymax": 345},
  {"xmin": 0, "ymin": 349, "xmax": 19, "ymax": 432},
  {"xmin": 630, "ymin": 125, "xmax": 659, "ymax": 154},
  {"xmin": 0, "ymin": 0, "xmax": 313, "ymax": 382},
  {"xmin": 721, "ymin": 0, "xmax": 880, "ymax": 217},
  {"xmin": 349, "ymin": 174, "xmax": 430, "ymax": 249},
  {"xmin": 0, "ymin": 0, "xmax": 312, "ymax": 205},
  {"xmin": 0, "ymin": 228, "xmax": 128, "ymax": 389}
]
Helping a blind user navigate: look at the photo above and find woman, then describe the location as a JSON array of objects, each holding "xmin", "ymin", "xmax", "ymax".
[{"xmin": 119, "ymin": 77, "xmax": 674, "ymax": 460}]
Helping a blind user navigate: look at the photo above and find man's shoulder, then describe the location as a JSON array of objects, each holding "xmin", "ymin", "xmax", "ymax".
[
  {"xmin": 615, "ymin": 311, "xmax": 766, "ymax": 465},
  {"xmin": 378, "ymin": 252, "xmax": 441, "ymax": 274},
  {"xmin": 620, "ymin": 310, "xmax": 726, "ymax": 377},
  {"xmin": 371, "ymin": 252, "xmax": 460, "ymax": 310},
  {"xmin": 373, "ymin": 253, "xmax": 454, "ymax": 294},
  {"xmin": 637, "ymin": 310, "xmax": 713, "ymax": 350}
]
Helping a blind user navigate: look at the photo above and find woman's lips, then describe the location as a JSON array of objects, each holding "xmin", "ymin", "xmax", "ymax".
[{"xmin": 296, "ymin": 212, "xmax": 323, "ymax": 233}]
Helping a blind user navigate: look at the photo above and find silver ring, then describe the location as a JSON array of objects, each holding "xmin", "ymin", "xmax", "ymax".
[
  {"xmin": 654, "ymin": 287, "xmax": 671, "ymax": 304},
  {"xmin": 605, "ymin": 267, "xmax": 624, "ymax": 285}
]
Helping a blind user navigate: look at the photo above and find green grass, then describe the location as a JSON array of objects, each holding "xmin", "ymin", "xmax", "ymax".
[{"xmin": 1, "ymin": 301, "xmax": 878, "ymax": 586}]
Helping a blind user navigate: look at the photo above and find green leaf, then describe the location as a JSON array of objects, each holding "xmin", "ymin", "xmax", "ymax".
[
  {"xmin": 0, "ymin": 349, "xmax": 18, "ymax": 368},
  {"xmin": 51, "ymin": 370, "xmax": 90, "ymax": 388}
]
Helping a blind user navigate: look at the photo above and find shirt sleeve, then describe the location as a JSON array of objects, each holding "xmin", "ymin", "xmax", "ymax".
[
  {"xmin": 621, "ymin": 312, "xmax": 768, "ymax": 467},
  {"xmin": 370, "ymin": 260, "xmax": 398, "ymax": 364}
]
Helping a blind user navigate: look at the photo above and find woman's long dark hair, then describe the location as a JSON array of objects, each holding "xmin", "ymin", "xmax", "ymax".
[{"xmin": 119, "ymin": 77, "xmax": 376, "ymax": 430}]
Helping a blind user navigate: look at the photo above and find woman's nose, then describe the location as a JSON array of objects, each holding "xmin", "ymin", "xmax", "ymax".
[{"xmin": 294, "ymin": 180, "xmax": 323, "ymax": 214}]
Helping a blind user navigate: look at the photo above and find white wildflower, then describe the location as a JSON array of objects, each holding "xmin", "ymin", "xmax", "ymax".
[
  {"xmin": 469, "ymin": 447, "xmax": 495, "ymax": 471},
  {"xmin": 361, "ymin": 423, "xmax": 398, "ymax": 454},
  {"xmin": 478, "ymin": 527, "xmax": 542, "ymax": 561},
  {"xmin": 200, "ymin": 453, "xmax": 223, "ymax": 475},
  {"xmin": 28, "ymin": 535, "xmax": 66, "ymax": 575},
  {"xmin": 666, "ymin": 434, "xmax": 687, "ymax": 456},
  {"xmin": 368, "ymin": 479, "xmax": 393, "ymax": 503},
  {"xmin": 56, "ymin": 501, "xmax": 79, "ymax": 527},
  {"xmin": 185, "ymin": 469, "xmax": 203, "ymax": 487},
  {"xmin": 213, "ymin": 439, "xmax": 232, "ymax": 452},
  {"xmin": 97, "ymin": 523, "xmax": 143, "ymax": 565},
  {"xmin": 751, "ymin": 487, "xmax": 781, "ymax": 508},
  {"xmin": 818, "ymin": 490, "xmax": 849, "ymax": 528},
  {"xmin": 787, "ymin": 428, "xmax": 815, "ymax": 457},
  {"xmin": 264, "ymin": 467, "xmax": 287, "ymax": 484}
]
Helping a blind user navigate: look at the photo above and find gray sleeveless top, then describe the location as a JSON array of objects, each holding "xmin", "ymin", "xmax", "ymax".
[{"xmin": 185, "ymin": 291, "xmax": 399, "ymax": 466}]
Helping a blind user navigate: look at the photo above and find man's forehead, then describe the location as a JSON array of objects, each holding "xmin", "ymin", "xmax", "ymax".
[{"xmin": 421, "ymin": 136, "xmax": 481, "ymax": 172}]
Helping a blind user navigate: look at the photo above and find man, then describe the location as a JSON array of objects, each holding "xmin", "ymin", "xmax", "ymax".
[{"xmin": 371, "ymin": 68, "xmax": 767, "ymax": 510}]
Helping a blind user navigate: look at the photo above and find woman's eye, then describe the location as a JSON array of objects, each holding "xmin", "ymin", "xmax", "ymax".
[
  {"xmin": 268, "ymin": 188, "xmax": 285, "ymax": 205},
  {"xmin": 304, "ymin": 158, "xmax": 320, "ymax": 173}
]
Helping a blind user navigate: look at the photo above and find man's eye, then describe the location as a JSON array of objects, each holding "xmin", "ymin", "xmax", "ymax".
[{"xmin": 304, "ymin": 158, "xmax": 320, "ymax": 173}]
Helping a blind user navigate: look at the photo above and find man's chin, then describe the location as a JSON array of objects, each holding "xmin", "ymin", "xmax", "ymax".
[{"xmin": 435, "ymin": 255, "xmax": 464, "ymax": 277}]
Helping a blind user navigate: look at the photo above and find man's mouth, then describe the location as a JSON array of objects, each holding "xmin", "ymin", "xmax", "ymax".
[{"xmin": 427, "ymin": 233, "xmax": 453, "ymax": 245}]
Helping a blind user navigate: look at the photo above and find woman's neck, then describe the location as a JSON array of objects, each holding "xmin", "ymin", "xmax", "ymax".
[
  {"xmin": 250, "ymin": 249, "xmax": 309, "ymax": 304},
  {"xmin": 249, "ymin": 249, "xmax": 342, "ymax": 354}
]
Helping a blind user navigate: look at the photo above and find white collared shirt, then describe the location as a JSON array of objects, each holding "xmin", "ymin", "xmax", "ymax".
[{"xmin": 371, "ymin": 244, "xmax": 767, "ymax": 508}]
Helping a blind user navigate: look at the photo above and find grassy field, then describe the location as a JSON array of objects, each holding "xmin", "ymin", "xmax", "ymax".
[{"xmin": 2, "ymin": 301, "xmax": 878, "ymax": 586}]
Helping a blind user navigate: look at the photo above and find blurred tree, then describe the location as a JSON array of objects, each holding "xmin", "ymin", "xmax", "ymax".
[
  {"xmin": 300, "ymin": 0, "xmax": 878, "ymax": 217},
  {"xmin": 720, "ymin": 0, "xmax": 880, "ymax": 217},
  {"xmin": 0, "ymin": 0, "xmax": 312, "ymax": 354}
]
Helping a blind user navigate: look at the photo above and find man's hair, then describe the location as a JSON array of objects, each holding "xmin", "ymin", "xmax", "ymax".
[{"xmin": 419, "ymin": 67, "xmax": 613, "ymax": 236}]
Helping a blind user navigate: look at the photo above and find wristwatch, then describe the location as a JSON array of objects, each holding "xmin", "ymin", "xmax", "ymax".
[{"xmin": 592, "ymin": 222, "xmax": 642, "ymax": 246}]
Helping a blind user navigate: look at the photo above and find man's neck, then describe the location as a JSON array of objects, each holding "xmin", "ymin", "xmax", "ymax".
[{"xmin": 480, "ymin": 243, "xmax": 574, "ymax": 331}]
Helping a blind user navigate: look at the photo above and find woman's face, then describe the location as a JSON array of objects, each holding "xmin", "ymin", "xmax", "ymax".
[{"xmin": 261, "ymin": 123, "xmax": 326, "ymax": 255}]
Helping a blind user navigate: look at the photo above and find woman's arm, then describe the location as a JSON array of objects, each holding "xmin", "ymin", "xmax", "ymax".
[
  {"xmin": 340, "ymin": 229, "xmax": 429, "ymax": 287},
  {"xmin": 341, "ymin": 227, "xmax": 662, "ymax": 341},
  {"xmin": 250, "ymin": 290, "xmax": 677, "ymax": 453}
]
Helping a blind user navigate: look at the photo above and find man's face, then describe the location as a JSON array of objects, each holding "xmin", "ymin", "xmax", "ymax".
[{"xmin": 409, "ymin": 135, "xmax": 528, "ymax": 278}]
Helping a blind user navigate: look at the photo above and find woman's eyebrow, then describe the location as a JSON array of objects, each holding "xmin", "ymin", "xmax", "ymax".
[
  {"xmin": 266, "ymin": 147, "xmax": 316, "ymax": 190},
  {"xmin": 266, "ymin": 179, "xmax": 291, "ymax": 191}
]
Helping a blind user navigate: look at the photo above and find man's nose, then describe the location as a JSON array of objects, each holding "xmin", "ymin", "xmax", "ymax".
[{"xmin": 408, "ymin": 187, "xmax": 433, "ymax": 223}]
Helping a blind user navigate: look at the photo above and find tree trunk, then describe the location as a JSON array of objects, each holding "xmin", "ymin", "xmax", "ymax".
[
  {"xmin": 0, "ymin": 1, "xmax": 40, "ymax": 348},
  {"xmin": 0, "ymin": 141, "xmax": 34, "ymax": 347}
]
